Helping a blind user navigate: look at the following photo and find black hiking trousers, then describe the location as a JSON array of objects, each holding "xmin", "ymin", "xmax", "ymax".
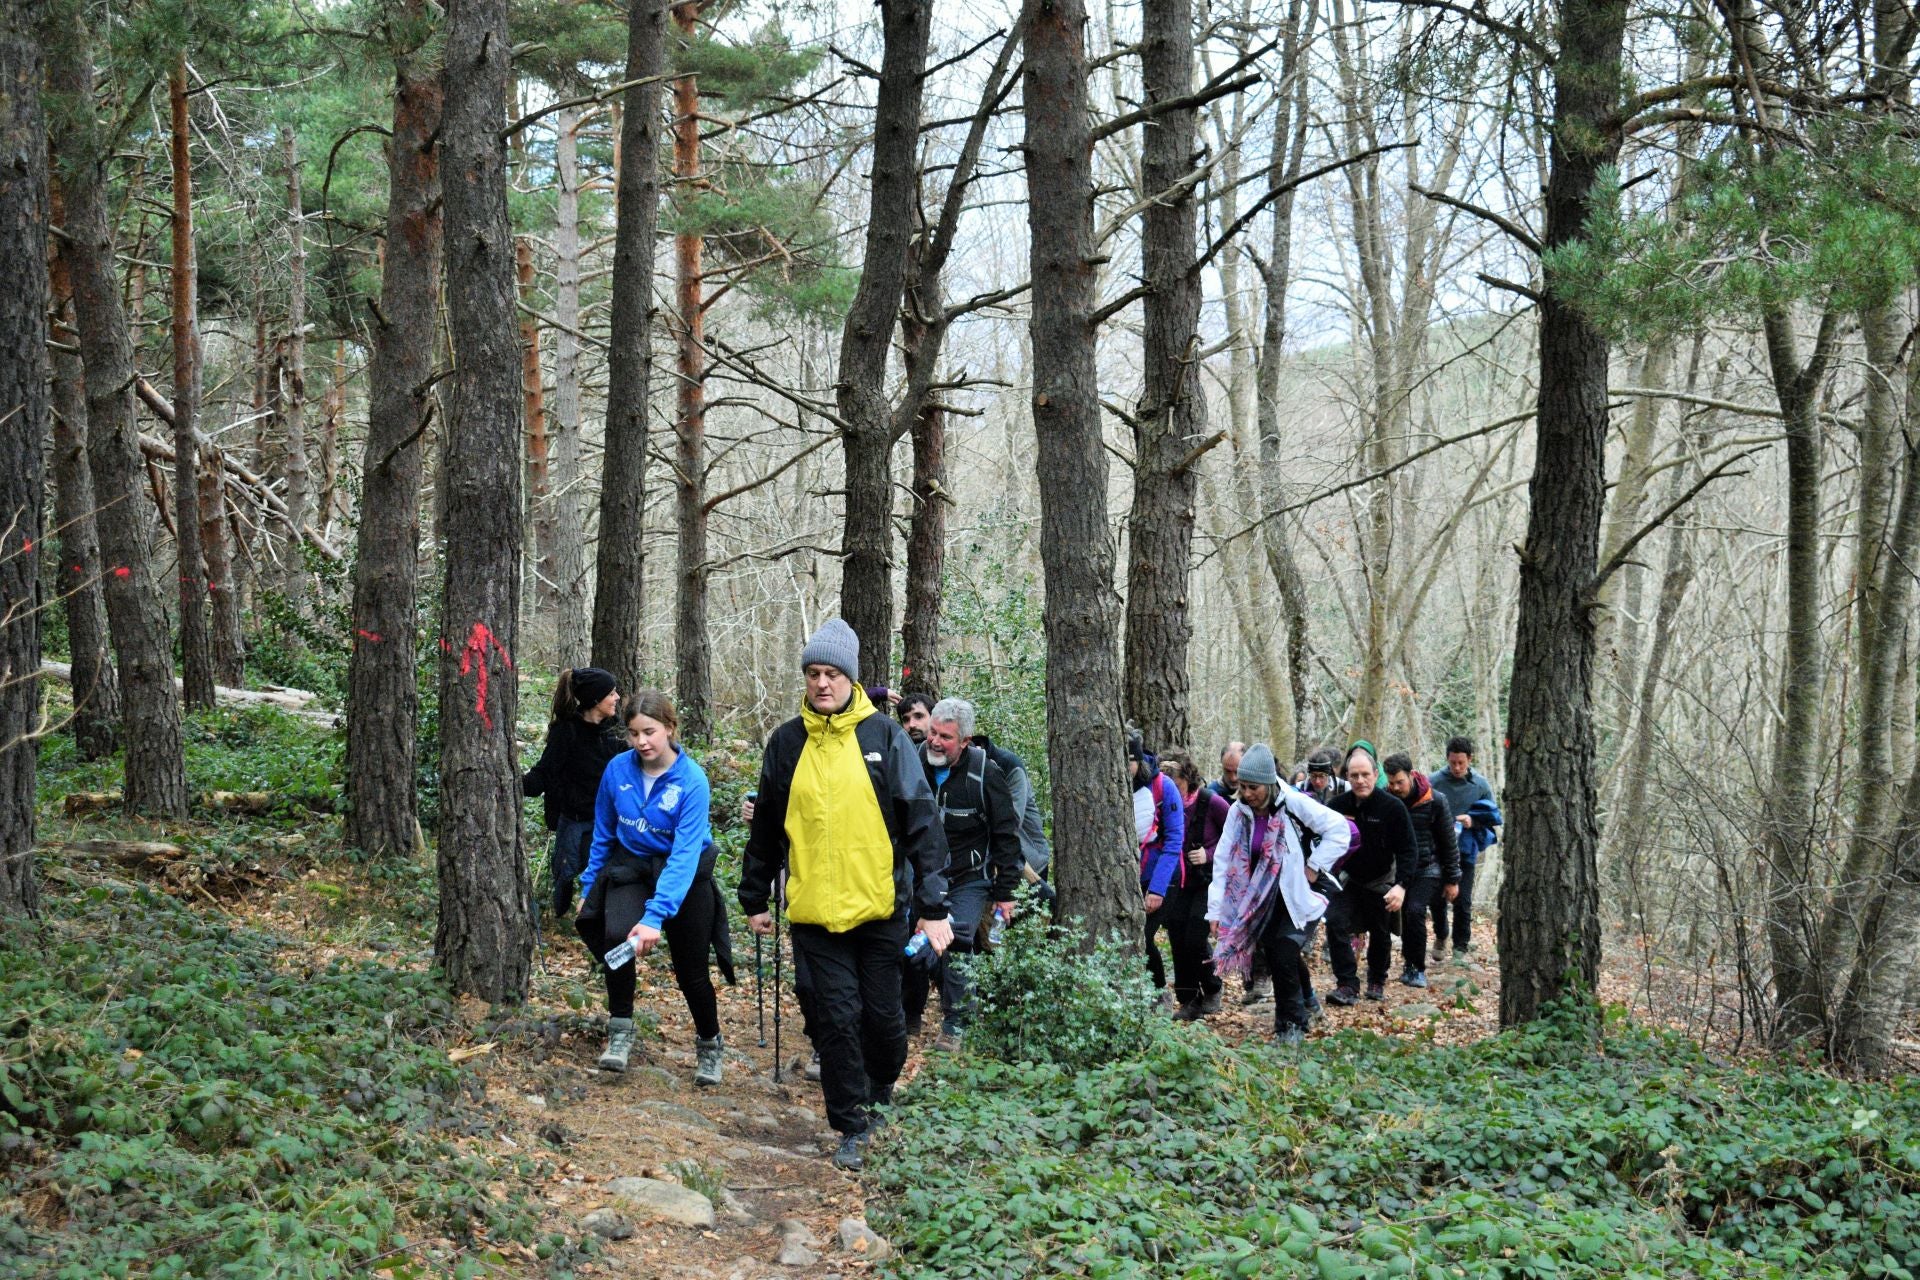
[{"xmin": 790, "ymin": 915, "xmax": 910, "ymax": 1136}]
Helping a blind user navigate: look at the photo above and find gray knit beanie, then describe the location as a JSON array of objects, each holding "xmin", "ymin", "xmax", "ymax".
[
  {"xmin": 1237, "ymin": 743, "xmax": 1280, "ymax": 787},
  {"xmin": 800, "ymin": 618, "xmax": 861, "ymax": 683}
]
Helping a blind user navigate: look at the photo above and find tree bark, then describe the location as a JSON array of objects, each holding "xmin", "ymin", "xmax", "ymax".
[
  {"xmin": 1496, "ymin": 0, "xmax": 1626, "ymax": 1026},
  {"xmin": 435, "ymin": 0, "xmax": 532, "ymax": 1001},
  {"xmin": 169, "ymin": 57, "xmax": 215, "ymax": 710},
  {"xmin": 317, "ymin": 340, "xmax": 346, "ymax": 545},
  {"xmin": 0, "ymin": 0, "xmax": 47, "ymax": 919},
  {"xmin": 346, "ymin": 4, "xmax": 441, "ymax": 862},
  {"xmin": 1024, "ymin": 0, "xmax": 1140, "ymax": 944},
  {"xmin": 45, "ymin": 2, "xmax": 189, "ymax": 818},
  {"xmin": 1121, "ymin": 0, "xmax": 1204, "ymax": 751},
  {"xmin": 517, "ymin": 234, "xmax": 555, "ymax": 622},
  {"xmin": 900, "ymin": 385, "xmax": 945, "ymax": 697},
  {"xmin": 277, "ymin": 126, "xmax": 312, "ymax": 603},
  {"xmin": 550, "ymin": 107, "xmax": 591, "ymax": 664},
  {"xmin": 671, "ymin": 0, "xmax": 712, "ymax": 739},
  {"xmin": 47, "ymin": 192, "xmax": 120, "ymax": 761},
  {"xmin": 836, "ymin": 0, "xmax": 932, "ymax": 682},
  {"xmin": 592, "ymin": 0, "xmax": 667, "ymax": 692}
]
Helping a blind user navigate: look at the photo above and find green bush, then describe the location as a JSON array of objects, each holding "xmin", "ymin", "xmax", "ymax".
[
  {"xmin": 870, "ymin": 1000, "xmax": 1920, "ymax": 1279},
  {"xmin": 0, "ymin": 881, "xmax": 583, "ymax": 1278},
  {"xmin": 963, "ymin": 909, "xmax": 1156, "ymax": 1071},
  {"xmin": 39, "ymin": 704, "xmax": 343, "ymax": 811}
]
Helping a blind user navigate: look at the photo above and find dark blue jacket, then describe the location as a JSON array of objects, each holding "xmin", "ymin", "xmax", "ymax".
[{"xmin": 1430, "ymin": 767, "xmax": 1500, "ymax": 865}]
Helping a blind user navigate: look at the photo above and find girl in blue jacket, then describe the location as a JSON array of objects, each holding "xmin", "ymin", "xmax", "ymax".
[{"xmin": 574, "ymin": 691, "xmax": 724, "ymax": 1083}]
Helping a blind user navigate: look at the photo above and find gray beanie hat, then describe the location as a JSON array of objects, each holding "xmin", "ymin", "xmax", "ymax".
[
  {"xmin": 1237, "ymin": 742, "xmax": 1280, "ymax": 787},
  {"xmin": 801, "ymin": 618, "xmax": 861, "ymax": 683}
]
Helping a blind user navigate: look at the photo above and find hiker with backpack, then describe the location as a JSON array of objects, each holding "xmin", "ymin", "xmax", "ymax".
[
  {"xmin": 905, "ymin": 697, "xmax": 1023, "ymax": 1052},
  {"xmin": 1206, "ymin": 744, "xmax": 1350, "ymax": 1044},
  {"xmin": 1323, "ymin": 742, "xmax": 1419, "ymax": 1005},
  {"xmin": 1159, "ymin": 751, "xmax": 1228, "ymax": 1020},
  {"xmin": 1427, "ymin": 736, "xmax": 1500, "ymax": 959},
  {"xmin": 1382, "ymin": 752, "xmax": 1460, "ymax": 990},
  {"xmin": 1131, "ymin": 733, "xmax": 1187, "ymax": 1008}
]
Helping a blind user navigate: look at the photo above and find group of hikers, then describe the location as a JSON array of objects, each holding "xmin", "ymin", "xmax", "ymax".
[{"xmin": 520, "ymin": 618, "xmax": 1501, "ymax": 1173}]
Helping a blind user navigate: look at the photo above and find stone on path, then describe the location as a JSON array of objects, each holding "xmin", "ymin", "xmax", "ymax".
[
  {"xmin": 581, "ymin": 1207, "xmax": 634, "ymax": 1239},
  {"xmin": 837, "ymin": 1216, "xmax": 890, "ymax": 1259},
  {"xmin": 776, "ymin": 1218, "xmax": 819, "ymax": 1247},
  {"xmin": 1396, "ymin": 1002, "xmax": 1442, "ymax": 1019},
  {"xmin": 607, "ymin": 1176, "xmax": 717, "ymax": 1228},
  {"xmin": 774, "ymin": 1239, "xmax": 819, "ymax": 1267},
  {"xmin": 634, "ymin": 1099, "xmax": 719, "ymax": 1131}
]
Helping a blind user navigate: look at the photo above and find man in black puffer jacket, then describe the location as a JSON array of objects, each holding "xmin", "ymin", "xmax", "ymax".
[
  {"xmin": 1325, "ymin": 744, "xmax": 1417, "ymax": 1004},
  {"xmin": 1383, "ymin": 752, "xmax": 1459, "ymax": 990}
]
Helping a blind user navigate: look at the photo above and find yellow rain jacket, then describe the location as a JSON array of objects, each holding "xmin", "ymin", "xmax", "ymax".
[{"xmin": 739, "ymin": 684, "xmax": 950, "ymax": 932}]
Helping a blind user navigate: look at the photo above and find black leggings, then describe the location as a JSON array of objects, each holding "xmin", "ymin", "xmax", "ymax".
[{"xmin": 576, "ymin": 850, "xmax": 721, "ymax": 1038}]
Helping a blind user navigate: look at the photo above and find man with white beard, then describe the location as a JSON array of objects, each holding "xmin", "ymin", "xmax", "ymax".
[{"xmin": 907, "ymin": 697, "xmax": 1022, "ymax": 1051}]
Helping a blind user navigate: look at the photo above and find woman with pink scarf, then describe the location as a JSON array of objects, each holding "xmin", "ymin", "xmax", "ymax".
[{"xmin": 1206, "ymin": 743, "xmax": 1351, "ymax": 1044}]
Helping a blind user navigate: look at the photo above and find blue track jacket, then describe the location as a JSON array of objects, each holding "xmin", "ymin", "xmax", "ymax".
[{"xmin": 580, "ymin": 749, "xmax": 712, "ymax": 930}]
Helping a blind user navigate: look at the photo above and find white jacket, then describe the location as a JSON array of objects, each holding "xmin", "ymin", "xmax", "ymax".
[{"xmin": 1206, "ymin": 781, "xmax": 1351, "ymax": 928}]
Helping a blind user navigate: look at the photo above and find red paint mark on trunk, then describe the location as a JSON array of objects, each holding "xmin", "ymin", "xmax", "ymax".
[{"xmin": 457, "ymin": 622, "xmax": 515, "ymax": 730}]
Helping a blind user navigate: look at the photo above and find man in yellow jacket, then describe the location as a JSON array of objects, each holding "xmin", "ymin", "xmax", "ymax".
[{"xmin": 741, "ymin": 619, "xmax": 953, "ymax": 1171}]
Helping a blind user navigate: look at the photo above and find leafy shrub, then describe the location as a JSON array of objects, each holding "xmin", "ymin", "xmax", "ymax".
[
  {"xmin": 963, "ymin": 909, "xmax": 1156, "ymax": 1071},
  {"xmin": 39, "ymin": 704, "xmax": 343, "ymax": 812},
  {"xmin": 871, "ymin": 999, "xmax": 1920, "ymax": 1279},
  {"xmin": 0, "ymin": 881, "xmax": 580, "ymax": 1278}
]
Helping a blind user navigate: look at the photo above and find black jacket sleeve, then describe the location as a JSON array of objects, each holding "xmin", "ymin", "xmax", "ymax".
[
  {"xmin": 738, "ymin": 726, "xmax": 794, "ymax": 916},
  {"xmin": 887, "ymin": 720, "xmax": 950, "ymax": 921},
  {"xmin": 1382, "ymin": 792, "xmax": 1419, "ymax": 887},
  {"xmin": 522, "ymin": 723, "xmax": 560, "ymax": 797},
  {"xmin": 1429, "ymin": 792, "xmax": 1461, "ymax": 884},
  {"xmin": 982, "ymin": 756, "xmax": 1022, "ymax": 902}
]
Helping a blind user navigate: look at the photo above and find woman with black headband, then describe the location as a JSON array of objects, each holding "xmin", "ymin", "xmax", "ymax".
[{"xmin": 523, "ymin": 667, "xmax": 624, "ymax": 916}]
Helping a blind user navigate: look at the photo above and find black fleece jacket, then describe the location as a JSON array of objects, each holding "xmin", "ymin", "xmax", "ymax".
[
  {"xmin": 1328, "ymin": 787, "xmax": 1419, "ymax": 890},
  {"xmin": 522, "ymin": 717, "xmax": 625, "ymax": 829}
]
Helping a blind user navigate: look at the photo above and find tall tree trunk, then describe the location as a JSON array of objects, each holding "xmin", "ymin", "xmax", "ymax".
[
  {"xmin": 278, "ymin": 125, "xmax": 312, "ymax": 602},
  {"xmin": 1761, "ymin": 306, "xmax": 1836, "ymax": 1039},
  {"xmin": 671, "ymin": 0, "xmax": 711, "ymax": 738},
  {"xmin": 47, "ymin": 191, "xmax": 121, "ymax": 760},
  {"xmin": 317, "ymin": 339, "xmax": 346, "ymax": 544},
  {"xmin": 198, "ymin": 443, "xmax": 244, "ymax": 686},
  {"xmin": 1024, "ymin": 0, "xmax": 1139, "ymax": 944},
  {"xmin": 1834, "ymin": 749, "xmax": 1920, "ymax": 1074},
  {"xmin": 435, "ymin": 0, "xmax": 531, "ymax": 1001},
  {"xmin": 169, "ymin": 57, "xmax": 215, "ymax": 710},
  {"xmin": 550, "ymin": 107, "xmax": 591, "ymax": 664},
  {"xmin": 900, "ymin": 389, "xmax": 945, "ymax": 697},
  {"xmin": 592, "ymin": 0, "xmax": 667, "ymax": 691},
  {"xmin": 45, "ymin": 3, "xmax": 189, "ymax": 818},
  {"xmin": 0, "ymin": 0, "xmax": 47, "ymax": 918},
  {"xmin": 835, "ymin": 0, "xmax": 932, "ymax": 681},
  {"xmin": 1122, "ymin": 0, "xmax": 1204, "ymax": 750},
  {"xmin": 517, "ymin": 234, "xmax": 555, "ymax": 621},
  {"xmin": 1496, "ymin": 0, "xmax": 1626, "ymax": 1026},
  {"xmin": 347, "ymin": 6, "xmax": 441, "ymax": 862}
]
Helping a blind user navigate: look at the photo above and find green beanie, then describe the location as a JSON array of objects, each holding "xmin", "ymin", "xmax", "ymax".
[{"xmin": 1347, "ymin": 739, "xmax": 1380, "ymax": 774}]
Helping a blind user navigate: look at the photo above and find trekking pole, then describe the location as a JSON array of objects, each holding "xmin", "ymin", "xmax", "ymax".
[
  {"xmin": 755, "ymin": 931, "xmax": 767, "ymax": 1047},
  {"xmin": 772, "ymin": 870, "xmax": 785, "ymax": 1083}
]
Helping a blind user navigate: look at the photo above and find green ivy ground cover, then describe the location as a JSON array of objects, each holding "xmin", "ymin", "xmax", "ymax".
[
  {"xmin": 870, "ymin": 984, "xmax": 1920, "ymax": 1279},
  {"xmin": 0, "ymin": 880, "xmax": 587, "ymax": 1279}
]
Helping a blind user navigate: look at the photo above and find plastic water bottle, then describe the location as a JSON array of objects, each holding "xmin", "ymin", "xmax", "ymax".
[
  {"xmin": 603, "ymin": 939, "xmax": 636, "ymax": 970},
  {"xmin": 903, "ymin": 931, "xmax": 937, "ymax": 968},
  {"xmin": 986, "ymin": 917, "xmax": 1007, "ymax": 948}
]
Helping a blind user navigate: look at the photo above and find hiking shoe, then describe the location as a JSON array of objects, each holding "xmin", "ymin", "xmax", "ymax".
[
  {"xmin": 1272, "ymin": 1024, "xmax": 1306, "ymax": 1047},
  {"xmin": 935, "ymin": 1028, "xmax": 963, "ymax": 1053},
  {"xmin": 1240, "ymin": 975, "xmax": 1273, "ymax": 1005},
  {"xmin": 1304, "ymin": 993, "xmax": 1324, "ymax": 1023},
  {"xmin": 1327, "ymin": 985, "xmax": 1359, "ymax": 1007},
  {"xmin": 831, "ymin": 1131, "xmax": 869, "ymax": 1172},
  {"xmin": 1451, "ymin": 947, "xmax": 1471, "ymax": 965},
  {"xmin": 1364, "ymin": 983, "xmax": 1385, "ymax": 1002},
  {"xmin": 804, "ymin": 1049, "xmax": 822, "ymax": 1082},
  {"xmin": 597, "ymin": 1017, "xmax": 636, "ymax": 1072},
  {"xmin": 1171, "ymin": 998, "xmax": 1203, "ymax": 1022},
  {"xmin": 694, "ymin": 1035, "xmax": 725, "ymax": 1086},
  {"xmin": 1198, "ymin": 989, "xmax": 1223, "ymax": 1016},
  {"xmin": 1400, "ymin": 970, "xmax": 1428, "ymax": 989}
]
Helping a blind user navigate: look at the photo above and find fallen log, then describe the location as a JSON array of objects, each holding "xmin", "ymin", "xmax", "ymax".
[
  {"xmin": 40, "ymin": 659, "xmax": 338, "ymax": 726},
  {"xmin": 61, "ymin": 789, "xmax": 335, "ymax": 815},
  {"xmin": 61, "ymin": 839, "xmax": 184, "ymax": 866}
]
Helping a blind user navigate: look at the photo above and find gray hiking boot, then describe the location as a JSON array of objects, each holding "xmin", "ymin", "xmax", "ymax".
[
  {"xmin": 804, "ymin": 1049, "xmax": 822, "ymax": 1082},
  {"xmin": 598, "ymin": 1017, "xmax": 637, "ymax": 1072},
  {"xmin": 832, "ymin": 1131, "xmax": 870, "ymax": 1172},
  {"xmin": 694, "ymin": 1035, "xmax": 725, "ymax": 1087},
  {"xmin": 1241, "ymin": 975, "xmax": 1273, "ymax": 1006}
]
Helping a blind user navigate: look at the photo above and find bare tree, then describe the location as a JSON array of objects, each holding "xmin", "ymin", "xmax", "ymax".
[
  {"xmin": 549, "ymin": 106, "xmax": 591, "ymax": 662},
  {"xmin": 277, "ymin": 125, "xmax": 312, "ymax": 603},
  {"xmin": 1, "ymin": 0, "xmax": 47, "ymax": 918},
  {"xmin": 1024, "ymin": 0, "xmax": 1139, "ymax": 942},
  {"xmin": 592, "ymin": 0, "xmax": 667, "ymax": 692},
  {"xmin": 435, "ymin": 0, "xmax": 532, "ymax": 1001},
  {"xmin": 836, "ymin": 0, "xmax": 932, "ymax": 681},
  {"xmin": 347, "ymin": 0, "xmax": 442, "ymax": 862},
  {"xmin": 169, "ymin": 56, "xmax": 215, "ymax": 709},
  {"xmin": 45, "ymin": 0, "xmax": 189, "ymax": 817}
]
